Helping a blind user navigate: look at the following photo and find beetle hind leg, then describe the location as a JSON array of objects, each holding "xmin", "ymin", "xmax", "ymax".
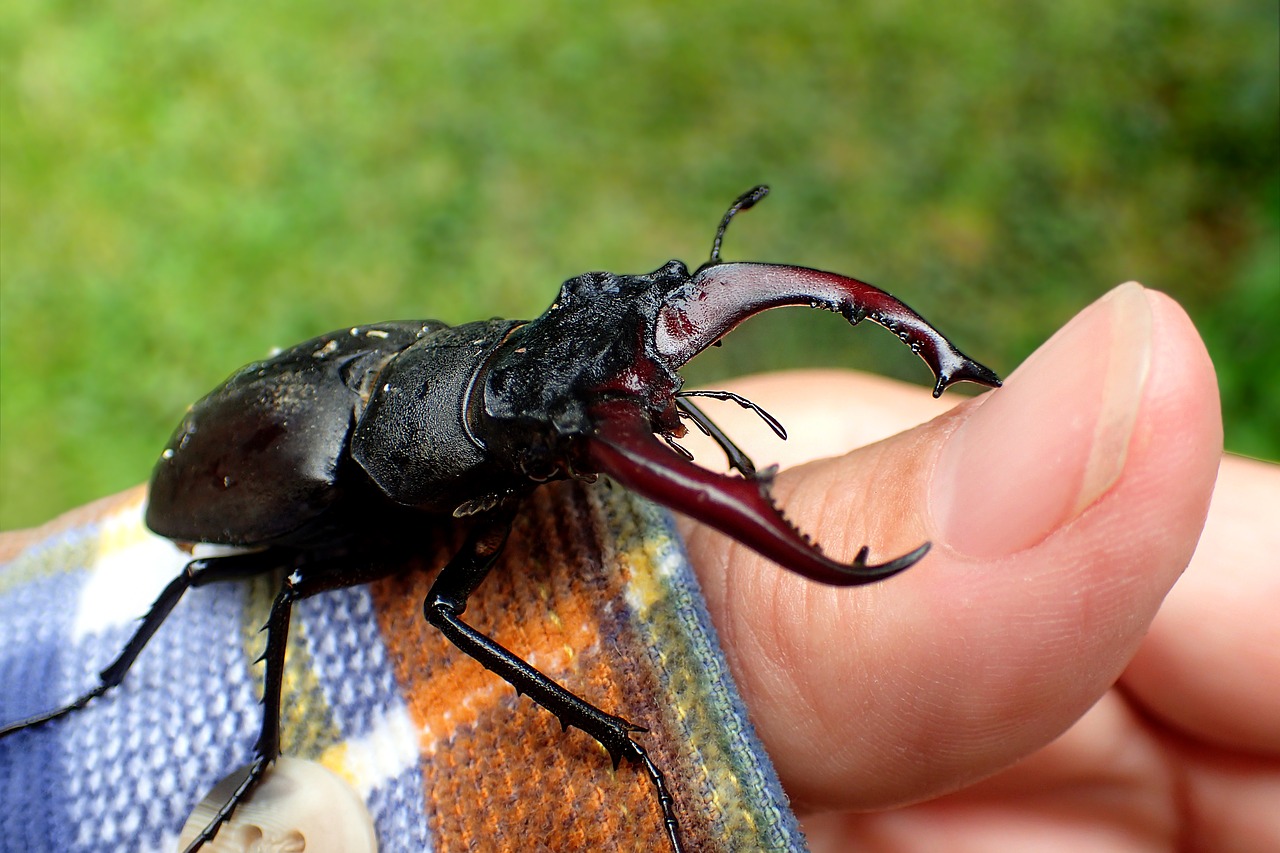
[
  {"xmin": 424, "ymin": 507, "xmax": 684, "ymax": 853},
  {"xmin": 0, "ymin": 550, "xmax": 282, "ymax": 739}
]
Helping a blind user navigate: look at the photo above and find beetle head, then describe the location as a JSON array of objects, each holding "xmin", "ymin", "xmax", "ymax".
[
  {"xmin": 478, "ymin": 260, "xmax": 693, "ymax": 479},
  {"xmin": 482, "ymin": 187, "xmax": 1001, "ymax": 586}
]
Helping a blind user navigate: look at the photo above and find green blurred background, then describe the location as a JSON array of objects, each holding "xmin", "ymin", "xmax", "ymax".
[{"xmin": 2, "ymin": 1, "xmax": 1276, "ymax": 530}]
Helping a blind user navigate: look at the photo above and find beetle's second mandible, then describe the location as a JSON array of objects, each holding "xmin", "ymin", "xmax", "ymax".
[{"xmin": 1, "ymin": 186, "xmax": 1001, "ymax": 852}]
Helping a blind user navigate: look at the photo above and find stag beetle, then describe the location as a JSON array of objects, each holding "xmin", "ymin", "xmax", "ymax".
[{"xmin": 0, "ymin": 186, "xmax": 1000, "ymax": 852}]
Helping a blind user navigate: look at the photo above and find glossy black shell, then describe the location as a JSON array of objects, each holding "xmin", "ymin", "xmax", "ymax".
[{"xmin": 145, "ymin": 318, "xmax": 521, "ymax": 546}]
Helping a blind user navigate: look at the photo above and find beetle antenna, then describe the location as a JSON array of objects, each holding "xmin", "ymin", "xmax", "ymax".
[
  {"xmin": 709, "ymin": 185, "xmax": 770, "ymax": 265},
  {"xmin": 677, "ymin": 389, "xmax": 787, "ymax": 440}
]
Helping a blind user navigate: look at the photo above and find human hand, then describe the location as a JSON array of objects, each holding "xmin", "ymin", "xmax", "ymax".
[{"xmin": 678, "ymin": 283, "xmax": 1279, "ymax": 851}]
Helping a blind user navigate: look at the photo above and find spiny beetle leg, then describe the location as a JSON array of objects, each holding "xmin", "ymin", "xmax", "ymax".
[
  {"xmin": 424, "ymin": 506, "xmax": 684, "ymax": 853},
  {"xmin": 0, "ymin": 550, "xmax": 281, "ymax": 739},
  {"xmin": 184, "ymin": 551, "xmax": 403, "ymax": 853}
]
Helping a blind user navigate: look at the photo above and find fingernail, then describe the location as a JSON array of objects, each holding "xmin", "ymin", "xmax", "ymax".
[{"xmin": 933, "ymin": 282, "xmax": 1153, "ymax": 559}]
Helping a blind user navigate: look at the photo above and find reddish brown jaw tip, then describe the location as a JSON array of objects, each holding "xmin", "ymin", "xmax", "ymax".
[{"xmin": 586, "ymin": 401, "xmax": 927, "ymax": 586}]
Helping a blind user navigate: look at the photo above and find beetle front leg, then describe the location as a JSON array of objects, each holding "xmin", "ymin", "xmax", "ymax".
[{"xmin": 424, "ymin": 507, "xmax": 683, "ymax": 853}]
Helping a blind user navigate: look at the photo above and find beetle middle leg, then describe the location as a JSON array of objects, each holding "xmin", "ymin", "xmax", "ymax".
[
  {"xmin": 181, "ymin": 551, "xmax": 405, "ymax": 853},
  {"xmin": 425, "ymin": 506, "xmax": 683, "ymax": 853}
]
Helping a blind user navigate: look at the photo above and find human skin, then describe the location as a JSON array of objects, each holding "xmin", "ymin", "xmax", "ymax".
[{"xmin": 678, "ymin": 283, "xmax": 1280, "ymax": 851}]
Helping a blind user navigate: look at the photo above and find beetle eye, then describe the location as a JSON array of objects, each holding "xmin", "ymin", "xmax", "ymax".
[{"xmin": 518, "ymin": 447, "xmax": 558, "ymax": 482}]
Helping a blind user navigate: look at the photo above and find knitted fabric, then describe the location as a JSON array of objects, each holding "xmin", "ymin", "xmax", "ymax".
[{"xmin": 0, "ymin": 482, "xmax": 807, "ymax": 852}]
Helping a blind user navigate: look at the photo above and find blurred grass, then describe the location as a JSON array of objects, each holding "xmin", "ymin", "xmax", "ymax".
[{"xmin": 2, "ymin": 0, "xmax": 1276, "ymax": 529}]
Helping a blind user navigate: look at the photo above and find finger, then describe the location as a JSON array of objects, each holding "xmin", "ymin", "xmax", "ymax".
[
  {"xmin": 1164, "ymin": 732, "xmax": 1280, "ymax": 851},
  {"xmin": 680, "ymin": 284, "xmax": 1221, "ymax": 812},
  {"xmin": 1122, "ymin": 452, "xmax": 1280, "ymax": 754}
]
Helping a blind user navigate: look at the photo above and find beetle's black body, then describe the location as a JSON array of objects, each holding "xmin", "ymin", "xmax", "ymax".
[
  {"xmin": 149, "ymin": 260, "xmax": 704, "ymax": 547},
  {"xmin": 1, "ymin": 187, "xmax": 1001, "ymax": 852}
]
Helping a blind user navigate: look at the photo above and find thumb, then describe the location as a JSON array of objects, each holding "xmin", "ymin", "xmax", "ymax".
[{"xmin": 680, "ymin": 283, "xmax": 1221, "ymax": 812}]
